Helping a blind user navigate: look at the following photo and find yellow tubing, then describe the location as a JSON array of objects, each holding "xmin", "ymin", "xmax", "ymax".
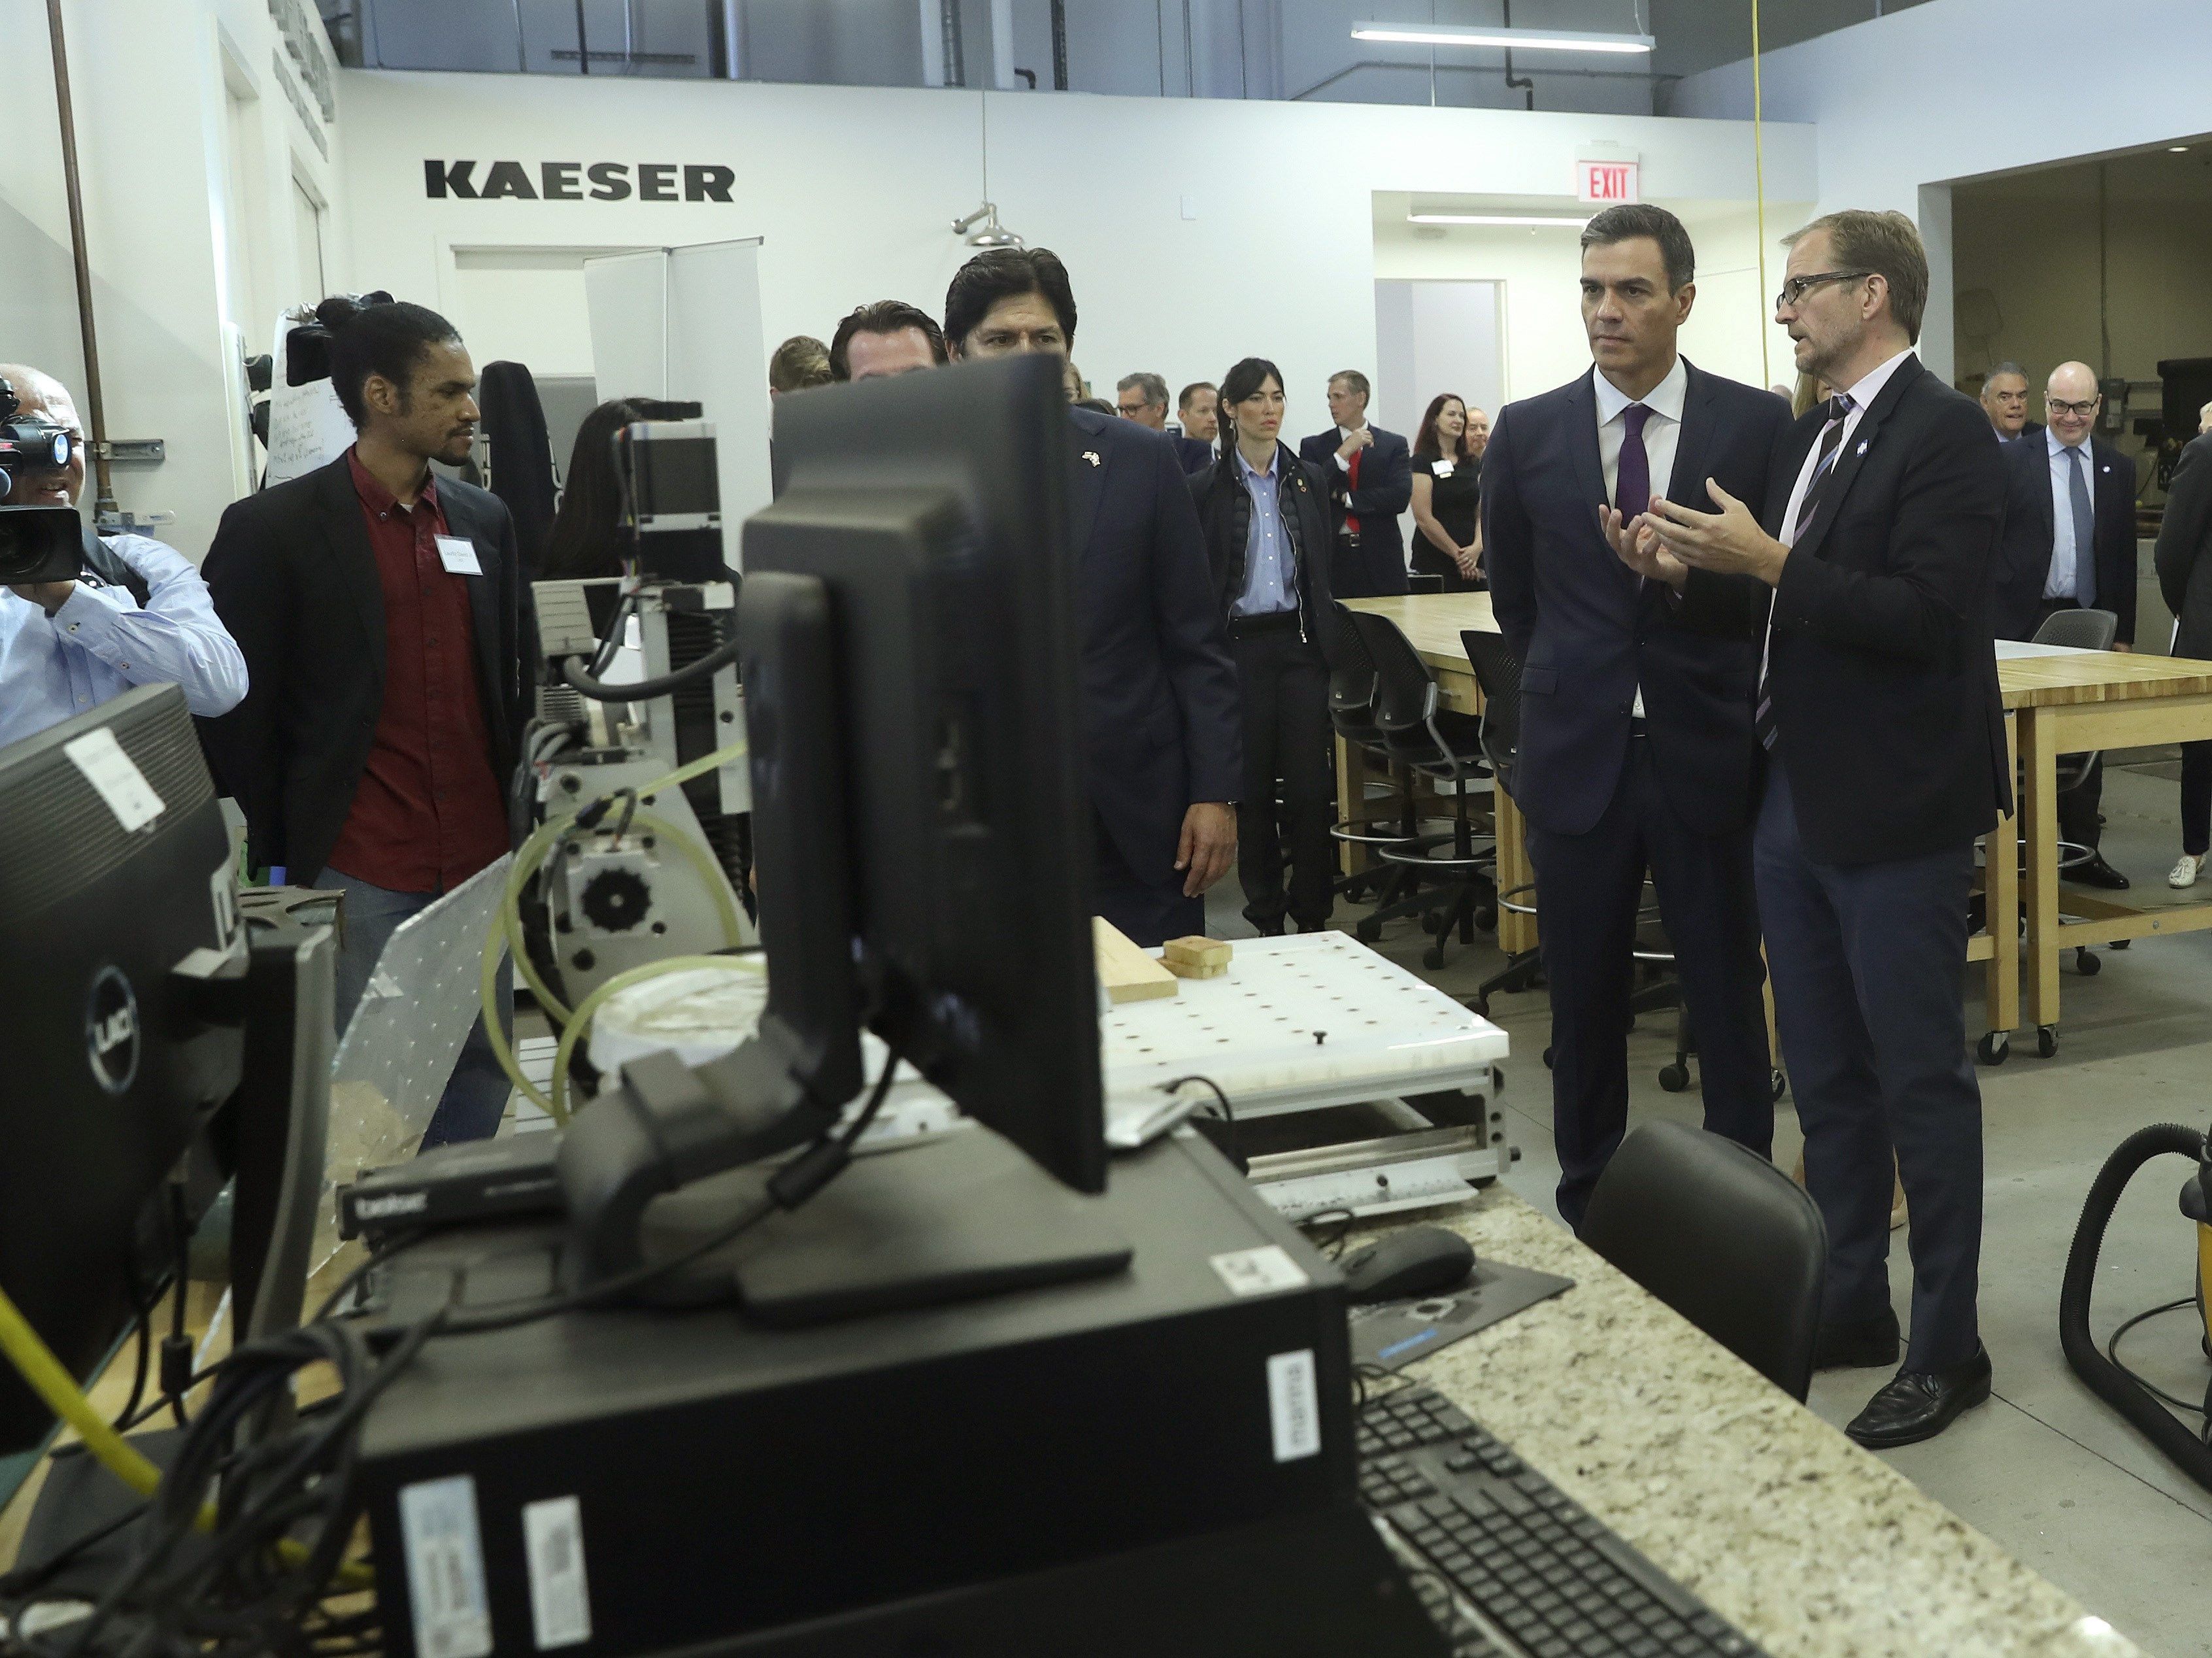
[{"xmin": 548, "ymin": 955, "xmax": 765, "ymax": 1126}]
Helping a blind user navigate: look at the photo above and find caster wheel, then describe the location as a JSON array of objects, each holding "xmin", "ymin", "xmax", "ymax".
[
  {"xmin": 1769, "ymin": 1069, "xmax": 1788, "ymax": 1104},
  {"xmin": 2075, "ymin": 947, "xmax": 2102, "ymax": 976},
  {"xmin": 1473, "ymin": 907, "xmax": 1497, "ymax": 932},
  {"xmin": 1975, "ymin": 1030, "xmax": 2010, "ymax": 1066},
  {"xmin": 2111, "ymin": 938, "xmax": 2132, "ymax": 951},
  {"xmin": 1423, "ymin": 943, "xmax": 1447, "ymax": 970},
  {"xmin": 1658, "ymin": 1063, "xmax": 1690, "ymax": 1093},
  {"xmin": 1543, "ymin": 1046, "xmax": 1554, "ymax": 1070},
  {"xmin": 1357, "ymin": 921, "xmax": 1381, "ymax": 944},
  {"xmin": 1422, "ymin": 911, "xmax": 1445, "ymax": 934},
  {"xmin": 1472, "ymin": 994, "xmax": 1492, "ymax": 1016},
  {"xmin": 2036, "ymin": 1025, "xmax": 2058, "ymax": 1058}
]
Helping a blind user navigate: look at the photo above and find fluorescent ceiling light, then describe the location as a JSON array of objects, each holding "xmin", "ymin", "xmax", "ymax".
[
  {"xmin": 1409, "ymin": 212, "xmax": 1590, "ymax": 227},
  {"xmin": 1352, "ymin": 22, "xmax": 1654, "ymax": 54}
]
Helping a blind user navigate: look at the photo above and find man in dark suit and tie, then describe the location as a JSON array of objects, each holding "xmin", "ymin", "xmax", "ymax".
[
  {"xmin": 201, "ymin": 299, "xmax": 530, "ymax": 1150},
  {"xmin": 1483, "ymin": 203, "xmax": 1787, "ymax": 1228},
  {"xmin": 1630, "ymin": 209, "xmax": 2010, "ymax": 1448},
  {"xmin": 945, "ymin": 248, "xmax": 1239, "ymax": 947},
  {"xmin": 1992, "ymin": 360, "xmax": 2137, "ymax": 889},
  {"xmin": 1172, "ymin": 381, "xmax": 1220, "ymax": 475},
  {"xmin": 1299, "ymin": 371, "xmax": 1412, "ymax": 597},
  {"xmin": 1979, "ymin": 362, "xmax": 2039, "ymax": 445}
]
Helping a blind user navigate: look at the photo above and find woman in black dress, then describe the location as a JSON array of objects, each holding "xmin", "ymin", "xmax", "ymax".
[{"xmin": 1410, "ymin": 393, "xmax": 1484, "ymax": 590}]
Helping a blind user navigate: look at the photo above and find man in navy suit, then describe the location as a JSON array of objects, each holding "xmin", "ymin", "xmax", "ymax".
[
  {"xmin": 1634, "ymin": 209, "xmax": 2009, "ymax": 1447},
  {"xmin": 1482, "ymin": 203, "xmax": 1786, "ymax": 1228},
  {"xmin": 1992, "ymin": 360, "xmax": 2137, "ymax": 890},
  {"xmin": 1299, "ymin": 371, "xmax": 1412, "ymax": 597},
  {"xmin": 945, "ymin": 249, "xmax": 1239, "ymax": 947},
  {"xmin": 1172, "ymin": 381, "xmax": 1220, "ymax": 475}
]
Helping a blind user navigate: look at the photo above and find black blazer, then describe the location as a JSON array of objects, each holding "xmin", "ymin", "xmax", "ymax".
[
  {"xmin": 2156, "ymin": 433, "xmax": 2212, "ymax": 660},
  {"xmin": 1992, "ymin": 432, "xmax": 2137, "ymax": 643},
  {"xmin": 1483, "ymin": 360, "xmax": 1790, "ymax": 838},
  {"xmin": 1299, "ymin": 425, "xmax": 1413, "ymax": 598},
  {"xmin": 1185, "ymin": 443, "xmax": 1345, "ymax": 665},
  {"xmin": 1681, "ymin": 354, "xmax": 2010, "ymax": 866},
  {"xmin": 1067, "ymin": 407, "xmax": 1241, "ymax": 883},
  {"xmin": 1171, "ymin": 433, "xmax": 1216, "ymax": 475},
  {"xmin": 198, "ymin": 454, "xmax": 529, "ymax": 886}
]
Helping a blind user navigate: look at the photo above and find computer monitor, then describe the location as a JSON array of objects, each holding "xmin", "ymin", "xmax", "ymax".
[
  {"xmin": 0, "ymin": 685, "xmax": 247, "ymax": 1452},
  {"xmin": 746, "ymin": 351, "xmax": 1103, "ymax": 1191}
]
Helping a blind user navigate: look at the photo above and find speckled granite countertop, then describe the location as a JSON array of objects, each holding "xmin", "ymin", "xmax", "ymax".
[{"xmin": 1392, "ymin": 1187, "xmax": 2140, "ymax": 1658}]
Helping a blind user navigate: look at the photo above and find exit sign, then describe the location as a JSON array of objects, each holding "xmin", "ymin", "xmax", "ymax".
[{"xmin": 1577, "ymin": 160, "xmax": 1641, "ymax": 205}]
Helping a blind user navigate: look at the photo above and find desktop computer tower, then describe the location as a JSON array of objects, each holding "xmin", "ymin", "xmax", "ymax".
[{"xmin": 354, "ymin": 1132, "xmax": 1445, "ymax": 1657}]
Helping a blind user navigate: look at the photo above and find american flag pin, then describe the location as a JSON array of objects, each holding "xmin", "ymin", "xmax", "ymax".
[{"xmin": 1082, "ymin": 451, "xmax": 1102, "ymax": 467}]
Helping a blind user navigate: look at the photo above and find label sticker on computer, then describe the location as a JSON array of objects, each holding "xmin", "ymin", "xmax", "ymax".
[
  {"xmin": 1266, "ymin": 1349, "xmax": 1321, "ymax": 1462},
  {"xmin": 209, "ymin": 862, "xmax": 239, "ymax": 950},
  {"xmin": 1211, "ymin": 1245, "xmax": 1310, "ymax": 1298},
  {"xmin": 522, "ymin": 1495, "xmax": 593, "ymax": 1650},
  {"xmin": 399, "ymin": 1475, "xmax": 494, "ymax": 1658},
  {"xmin": 63, "ymin": 728, "xmax": 163, "ymax": 834}
]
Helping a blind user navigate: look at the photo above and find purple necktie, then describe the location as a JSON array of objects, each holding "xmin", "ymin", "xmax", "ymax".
[{"xmin": 1616, "ymin": 403, "xmax": 1652, "ymax": 519}]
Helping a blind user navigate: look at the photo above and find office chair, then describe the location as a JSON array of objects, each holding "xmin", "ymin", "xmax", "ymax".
[
  {"xmin": 2028, "ymin": 605, "xmax": 2121, "ymax": 976},
  {"xmin": 1459, "ymin": 630, "xmax": 1541, "ymax": 1015},
  {"xmin": 1578, "ymin": 1120, "xmax": 1828, "ymax": 1402},
  {"xmin": 1349, "ymin": 611, "xmax": 1496, "ymax": 970},
  {"xmin": 1327, "ymin": 603, "xmax": 1423, "ymax": 909}
]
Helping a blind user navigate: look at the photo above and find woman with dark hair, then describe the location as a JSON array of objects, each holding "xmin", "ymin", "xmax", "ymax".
[
  {"xmin": 1410, "ymin": 392, "xmax": 1484, "ymax": 590},
  {"xmin": 540, "ymin": 397, "xmax": 680, "ymax": 581},
  {"xmin": 1186, "ymin": 358, "xmax": 1343, "ymax": 936}
]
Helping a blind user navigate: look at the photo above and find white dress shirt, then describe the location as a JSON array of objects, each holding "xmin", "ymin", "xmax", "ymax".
[
  {"xmin": 2043, "ymin": 426, "xmax": 2093, "ymax": 601},
  {"xmin": 1333, "ymin": 424, "xmax": 1366, "ymax": 474},
  {"xmin": 1593, "ymin": 356, "xmax": 1688, "ymax": 719}
]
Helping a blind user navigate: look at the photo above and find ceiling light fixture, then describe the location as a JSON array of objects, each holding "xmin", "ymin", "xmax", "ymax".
[
  {"xmin": 951, "ymin": 203, "xmax": 1025, "ymax": 249},
  {"xmin": 1409, "ymin": 212, "xmax": 1591, "ymax": 227},
  {"xmin": 1352, "ymin": 22, "xmax": 1654, "ymax": 54},
  {"xmin": 2170, "ymin": 145, "xmax": 2191, "ymax": 153}
]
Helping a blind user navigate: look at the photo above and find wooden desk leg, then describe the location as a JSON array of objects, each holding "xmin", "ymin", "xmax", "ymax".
[
  {"xmin": 1335, "ymin": 734, "xmax": 1371, "ymax": 877},
  {"xmin": 1986, "ymin": 713, "xmax": 2020, "ymax": 1046},
  {"xmin": 2020, "ymin": 708, "xmax": 2062, "ymax": 1038},
  {"xmin": 1496, "ymin": 788, "xmax": 1536, "ymax": 955}
]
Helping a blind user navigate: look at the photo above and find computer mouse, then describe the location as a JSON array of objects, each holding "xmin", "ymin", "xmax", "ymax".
[{"xmin": 1339, "ymin": 1227, "xmax": 1476, "ymax": 1306}]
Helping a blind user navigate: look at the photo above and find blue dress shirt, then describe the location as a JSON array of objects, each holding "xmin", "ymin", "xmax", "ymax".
[
  {"xmin": 0, "ymin": 532, "xmax": 249, "ymax": 751},
  {"xmin": 1233, "ymin": 445, "xmax": 1298, "ymax": 618}
]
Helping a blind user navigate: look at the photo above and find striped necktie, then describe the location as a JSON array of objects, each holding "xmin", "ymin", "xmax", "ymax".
[{"xmin": 1756, "ymin": 394, "xmax": 1856, "ymax": 751}]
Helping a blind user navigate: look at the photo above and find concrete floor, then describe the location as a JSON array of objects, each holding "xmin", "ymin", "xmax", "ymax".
[{"xmin": 1231, "ymin": 761, "xmax": 2212, "ymax": 1657}]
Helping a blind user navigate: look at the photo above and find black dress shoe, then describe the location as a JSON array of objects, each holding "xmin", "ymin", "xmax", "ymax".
[
  {"xmin": 1845, "ymin": 1345, "xmax": 1993, "ymax": 1448},
  {"xmin": 1813, "ymin": 1308, "xmax": 1900, "ymax": 1372},
  {"xmin": 2068, "ymin": 853, "xmax": 2130, "ymax": 890}
]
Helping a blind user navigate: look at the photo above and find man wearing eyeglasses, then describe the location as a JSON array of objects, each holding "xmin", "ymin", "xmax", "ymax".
[
  {"xmin": 1615, "ymin": 209, "xmax": 2009, "ymax": 1450},
  {"xmin": 1990, "ymin": 362, "xmax": 2136, "ymax": 888},
  {"xmin": 1978, "ymin": 362, "xmax": 2038, "ymax": 445}
]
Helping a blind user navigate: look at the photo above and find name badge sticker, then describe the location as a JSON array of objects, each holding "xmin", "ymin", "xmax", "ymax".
[{"xmin": 435, "ymin": 535, "xmax": 484, "ymax": 576}]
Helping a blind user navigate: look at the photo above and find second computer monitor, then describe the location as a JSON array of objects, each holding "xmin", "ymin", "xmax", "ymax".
[{"xmin": 745, "ymin": 353, "xmax": 1103, "ymax": 1193}]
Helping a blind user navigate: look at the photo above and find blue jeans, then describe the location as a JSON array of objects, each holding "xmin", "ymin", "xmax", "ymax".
[{"xmin": 313, "ymin": 870, "xmax": 514, "ymax": 1151}]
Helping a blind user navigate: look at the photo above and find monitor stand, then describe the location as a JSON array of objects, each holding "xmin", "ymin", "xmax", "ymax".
[{"xmin": 633, "ymin": 1126, "xmax": 1133, "ymax": 1324}]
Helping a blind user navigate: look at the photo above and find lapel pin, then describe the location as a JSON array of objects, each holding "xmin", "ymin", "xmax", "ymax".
[
  {"xmin": 1855, "ymin": 439, "xmax": 1868, "ymax": 456},
  {"xmin": 1082, "ymin": 450, "xmax": 1101, "ymax": 467}
]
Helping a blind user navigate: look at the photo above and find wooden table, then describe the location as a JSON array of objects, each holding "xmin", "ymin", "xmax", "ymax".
[
  {"xmin": 1339, "ymin": 593, "xmax": 2022, "ymax": 1050},
  {"xmin": 2009, "ymin": 651, "xmax": 2212, "ymax": 1054}
]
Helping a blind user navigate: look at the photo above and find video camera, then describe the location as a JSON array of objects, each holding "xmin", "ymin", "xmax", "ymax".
[{"xmin": 0, "ymin": 377, "xmax": 84, "ymax": 588}]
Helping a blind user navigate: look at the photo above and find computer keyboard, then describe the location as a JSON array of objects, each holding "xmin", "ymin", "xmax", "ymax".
[{"xmin": 1359, "ymin": 1384, "xmax": 1769, "ymax": 1658}]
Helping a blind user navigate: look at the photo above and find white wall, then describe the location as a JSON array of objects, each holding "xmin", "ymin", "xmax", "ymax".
[
  {"xmin": 1671, "ymin": 0, "xmax": 2212, "ymax": 382},
  {"xmin": 333, "ymin": 71, "xmax": 1815, "ymax": 451},
  {"xmin": 0, "ymin": 0, "xmax": 343, "ymax": 556}
]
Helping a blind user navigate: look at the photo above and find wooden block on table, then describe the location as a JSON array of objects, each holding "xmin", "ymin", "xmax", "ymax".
[
  {"xmin": 1093, "ymin": 917, "xmax": 1179, "ymax": 1004},
  {"xmin": 1162, "ymin": 955, "xmax": 1227, "ymax": 981},
  {"xmin": 1162, "ymin": 935, "xmax": 1232, "ymax": 971}
]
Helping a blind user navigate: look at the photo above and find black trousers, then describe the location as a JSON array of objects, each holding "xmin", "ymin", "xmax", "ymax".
[
  {"xmin": 2185, "ymin": 741, "xmax": 2212, "ymax": 858},
  {"xmin": 1232, "ymin": 618, "xmax": 1334, "ymax": 933},
  {"xmin": 1523, "ymin": 737, "xmax": 1773, "ymax": 1227},
  {"xmin": 1094, "ymin": 809, "xmax": 1202, "ymax": 949},
  {"xmin": 1756, "ymin": 764, "xmax": 1983, "ymax": 1372}
]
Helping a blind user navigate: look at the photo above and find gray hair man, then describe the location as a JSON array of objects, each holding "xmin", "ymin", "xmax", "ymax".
[
  {"xmin": 1114, "ymin": 371, "xmax": 1170, "ymax": 430},
  {"xmin": 1979, "ymin": 361, "xmax": 2034, "ymax": 442}
]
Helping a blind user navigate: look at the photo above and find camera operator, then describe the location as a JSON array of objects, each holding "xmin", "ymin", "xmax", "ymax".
[{"xmin": 0, "ymin": 364, "xmax": 246, "ymax": 749}]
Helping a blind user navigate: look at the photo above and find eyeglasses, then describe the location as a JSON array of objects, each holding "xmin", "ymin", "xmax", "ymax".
[
  {"xmin": 1774, "ymin": 270, "xmax": 1873, "ymax": 309},
  {"xmin": 2046, "ymin": 397, "xmax": 2100, "ymax": 418}
]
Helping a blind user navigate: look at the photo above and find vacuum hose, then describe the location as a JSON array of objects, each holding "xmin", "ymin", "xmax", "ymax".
[{"xmin": 2058, "ymin": 1121, "xmax": 2212, "ymax": 1491}]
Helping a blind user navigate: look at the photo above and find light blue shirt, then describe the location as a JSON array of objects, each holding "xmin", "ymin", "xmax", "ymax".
[
  {"xmin": 1233, "ymin": 445, "xmax": 1298, "ymax": 618},
  {"xmin": 0, "ymin": 532, "xmax": 248, "ymax": 751},
  {"xmin": 2045, "ymin": 426, "xmax": 2092, "ymax": 601}
]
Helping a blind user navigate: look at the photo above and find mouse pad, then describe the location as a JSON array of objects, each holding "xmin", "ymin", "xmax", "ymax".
[{"xmin": 1349, "ymin": 1260, "xmax": 1575, "ymax": 1372}]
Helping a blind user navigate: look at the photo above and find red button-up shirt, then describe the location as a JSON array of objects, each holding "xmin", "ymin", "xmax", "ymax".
[{"xmin": 322, "ymin": 449, "xmax": 509, "ymax": 894}]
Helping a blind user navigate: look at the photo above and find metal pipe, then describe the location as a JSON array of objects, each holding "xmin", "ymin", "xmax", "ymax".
[
  {"xmin": 44, "ymin": 0, "xmax": 115, "ymax": 519},
  {"xmin": 1051, "ymin": 0, "xmax": 1069, "ymax": 90},
  {"xmin": 574, "ymin": 0, "xmax": 590, "ymax": 72},
  {"xmin": 1182, "ymin": 0, "xmax": 1194, "ymax": 95},
  {"xmin": 1501, "ymin": 0, "xmax": 1533, "ymax": 109},
  {"xmin": 943, "ymin": 0, "xmax": 967, "ymax": 86},
  {"xmin": 1288, "ymin": 58, "xmax": 1675, "ymax": 101}
]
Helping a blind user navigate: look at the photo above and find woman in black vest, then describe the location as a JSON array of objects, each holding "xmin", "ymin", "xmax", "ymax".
[
  {"xmin": 1410, "ymin": 392, "xmax": 1484, "ymax": 590},
  {"xmin": 1186, "ymin": 358, "xmax": 1343, "ymax": 935}
]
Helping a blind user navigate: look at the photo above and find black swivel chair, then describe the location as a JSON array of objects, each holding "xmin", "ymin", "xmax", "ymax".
[
  {"xmin": 1578, "ymin": 1120, "xmax": 1828, "ymax": 1402},
  {"xmin": 1460, "ymin": 630, "xmax": 1541, "ymax": 1015},
  {"xmin": 1349, "ymin": 611, "xmax": 1496, "ymax": 970},
  {"xmin": 1328, "ymin": 603, "xmax": 1423, "ymax": 909},
  {"xmin": 2027, "ymin": 605, "xmax": 2121, "ymax": 977}
]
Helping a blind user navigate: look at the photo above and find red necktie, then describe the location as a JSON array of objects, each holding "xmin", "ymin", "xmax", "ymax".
[{"xmin": 1345, "ymin": 444, "xmax": 1362, "ymax": 537}]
